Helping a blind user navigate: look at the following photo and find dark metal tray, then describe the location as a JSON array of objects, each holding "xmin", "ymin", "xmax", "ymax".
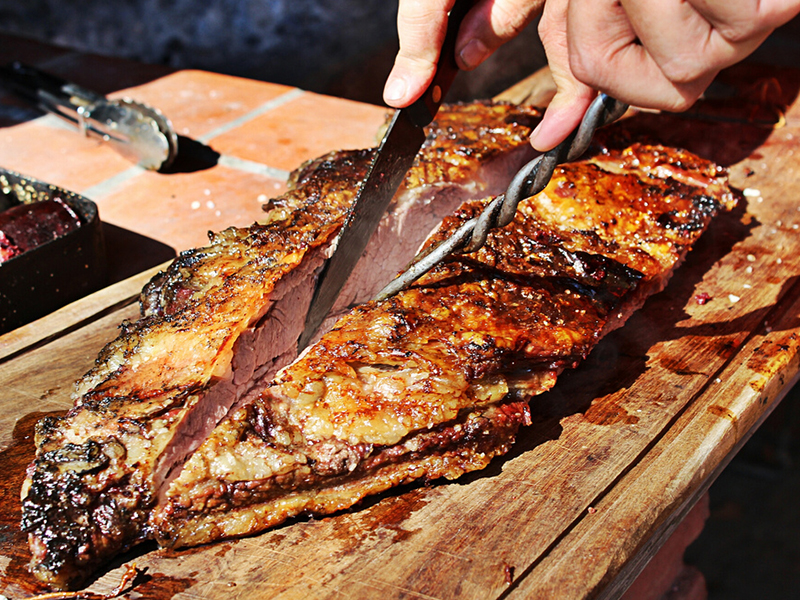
[{"xmin": 0, "ymin": 169, "xmax": 106, "ymax": 334}]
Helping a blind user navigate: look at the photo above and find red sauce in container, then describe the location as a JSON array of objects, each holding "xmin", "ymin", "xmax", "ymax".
[{"xmin": 0, "ymin": 199, "xmax": 82, "ymax": 264}]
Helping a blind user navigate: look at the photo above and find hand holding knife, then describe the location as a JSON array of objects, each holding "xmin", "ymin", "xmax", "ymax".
[{"xmin": 297, "ymin": 0, "xmax": 478, "ymax": 350}]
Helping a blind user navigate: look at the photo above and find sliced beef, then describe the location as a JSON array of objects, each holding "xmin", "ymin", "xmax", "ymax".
[
  {"xmin": 20, "ymin": 101, "xmax": 543, "ymax": 590},
  {"xmin": 151, "ymin": 142, "xmax": 737, "ymax": 549}
]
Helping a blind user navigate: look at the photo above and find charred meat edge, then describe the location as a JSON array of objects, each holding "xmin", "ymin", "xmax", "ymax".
[
  {"xmin": 20, "ymin": 101, "xmax": 543, "ymax": 590},
  {"xmin": 151, "ymin": 142, "xmax": 738, "ymax": 548}
]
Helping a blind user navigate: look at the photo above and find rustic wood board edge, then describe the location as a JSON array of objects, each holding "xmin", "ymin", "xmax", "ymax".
[
  {"xmin": 0, "ymin": 261, "xmax": 169, "ymax": 363},
  {"xmin": 507, "ymin": 277, "xmax": 800, "ymax": 599}
]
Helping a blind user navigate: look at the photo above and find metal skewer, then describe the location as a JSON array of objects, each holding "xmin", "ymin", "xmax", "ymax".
[{"xmin": 374, "ymin": 94, "xmax": 629, "ymax": 302}]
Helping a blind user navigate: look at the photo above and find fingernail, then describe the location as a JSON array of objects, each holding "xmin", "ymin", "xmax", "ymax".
[
  {"xmin": 528, "ymin": 122, "xmax": 543, "ymax": 147},
  {"xmin": 528, "ymin": 121, "xmax": 557, "ymax": 152},
  {"xmin": 384, "ymin": 76, "xmax": 407, "ymax": 102},
  {"xmin": 459, "ymin": 39, "xmax": 489, "ymax": 70}
]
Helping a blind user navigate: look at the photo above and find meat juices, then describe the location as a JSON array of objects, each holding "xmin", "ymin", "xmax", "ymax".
[{"xmin": 20, "ymin": 101, "xmax": 543, "ymax": 590}]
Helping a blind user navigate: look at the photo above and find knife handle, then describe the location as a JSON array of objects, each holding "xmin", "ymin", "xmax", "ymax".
[{"xmin": 406, "ymin": 0, "xmax": 478, "ymax": 128}]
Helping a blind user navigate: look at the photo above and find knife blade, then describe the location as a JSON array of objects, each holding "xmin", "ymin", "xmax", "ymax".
[{"xmin": 297, "ymin": 0, "xmax": 476, "ymax": 350}]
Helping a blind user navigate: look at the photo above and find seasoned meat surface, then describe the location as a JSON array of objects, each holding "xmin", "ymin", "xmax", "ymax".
[
  {"xmin": 20, "ymin": 101, "xmax": 543, "ymax": 590},
  {"xmin": 152, "ymin": 142, "xmax": 737, "ymax": 549}
]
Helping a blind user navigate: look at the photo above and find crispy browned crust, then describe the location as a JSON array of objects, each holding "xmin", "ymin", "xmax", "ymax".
[
  {"xmin": 155, "ymin": 400, "xmax": 533, "ymax": 548},
  {"xmin": 20, "ymin": 101, "xmax": 543, "ymax": 590},
  {"xmin": 142, "ymin": 101, "xmax": 542, "ymax": 317},
  {"xmin": 152, "ymin": 142, "xmax": 737, "ymax": 549}
]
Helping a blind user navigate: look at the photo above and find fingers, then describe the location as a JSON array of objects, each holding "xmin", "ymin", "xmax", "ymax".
[
  {"xmin": 566, "ymin": 0, "xmax": 712, "ymax": 112},
  {"xmin": 565, "ymin": 0, "xmax": 797, "ymax": 112},
  {"xmin": 455, "ymin": 0, "xmax": 545, "ymax": 70},
  {"xmin": 528, "ymin": 85, "xmax": 595, "ymax": 152},
  {"xmin": 387, "ymin": 0, "xmax": 800, "ymax": 147},
  {"xmin": 384, "ymin": 0, "xmax": 546, "ymax": 108},
  {"xmin": 530, "ymin": 0, "xmax": 595, "ymax": 151},
  {"xmin": 616, "ymin": 0, "xmax": 760, "ymax": 87},
  {"xmin": 384, "ymin": 0, "xmax": 455, "ymax": 108}
]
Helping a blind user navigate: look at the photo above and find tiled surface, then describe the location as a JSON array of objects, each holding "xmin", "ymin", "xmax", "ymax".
[
  {"xmin": 0, "ymin": 33, "xmax": 389, "ymax": 284},
  {"xmin": 0, "ymin": 119, "xmax": 137, "ymax": 190},
  {"xmin": 97, "ymin": 165, "xmax": 289, "ymax": 251},
  {"xmin": 210, "ymin": 90, "xmax": 387, "ymax": 171},
  {"xmin": 117, "ymin": 70, "xmax": 297, "ymax": 141}
]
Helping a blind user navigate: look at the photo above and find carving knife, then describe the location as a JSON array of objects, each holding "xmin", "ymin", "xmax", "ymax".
[{"xmin": 298, "ymin": 0, "xmax": 476, "ymax": 350}]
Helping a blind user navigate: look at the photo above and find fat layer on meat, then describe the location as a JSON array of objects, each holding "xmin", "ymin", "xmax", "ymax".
[
  {"xmin": 151, "ymin": 142, "xmax": 737, "ymax": 549},
  {"xmin": 20, "ymin": 101, "xmax": 543, "ymax": 590}
]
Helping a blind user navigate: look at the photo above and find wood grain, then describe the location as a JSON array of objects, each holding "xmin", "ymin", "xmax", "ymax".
[{"xmin": 2, "ymin": 63, "xmax": 800, "ymax": 599}]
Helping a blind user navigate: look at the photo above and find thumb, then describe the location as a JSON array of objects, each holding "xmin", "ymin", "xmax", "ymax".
[{"xmin": 529, "ymin": 74, "xmax": 595, "ymax": 151}]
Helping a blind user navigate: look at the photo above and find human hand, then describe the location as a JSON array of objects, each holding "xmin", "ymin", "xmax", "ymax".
[
  {"xmin": 531, "ymin": 0, "xmax": 800, "ymax": 151},
  {"xmin": 383, "ymin": 0, "xmax": 544, "ymax": 108}
]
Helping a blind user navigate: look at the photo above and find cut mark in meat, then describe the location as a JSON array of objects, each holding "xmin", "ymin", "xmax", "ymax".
[
  {"xmin": 149, "ymin": 141, "xmax": 738, "ymax": 551},
  {"xmin": 154, "ymin": 244, "xmax": 329, "ymax": 498},
  {"xmin": 20, "ymin": 101, "xmax": 544, "ymax": 590}
]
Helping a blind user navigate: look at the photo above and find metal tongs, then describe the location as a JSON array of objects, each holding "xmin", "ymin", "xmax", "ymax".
[
  {"xmin": 0, "ymin": 61, "xmax": 178, "ymax": 170},
  {"xmin": 374, "ymin": 93, "xmax": 629, "ymax": 301}
]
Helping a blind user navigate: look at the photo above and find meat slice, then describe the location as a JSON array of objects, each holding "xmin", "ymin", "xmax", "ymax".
[
  {"xmin": 20, "ymin": 101, "xmax": 542, "ymax": 590},
  {"xmin": 151, "ymin": 142, "xmax": 737, "ymax": 549}
]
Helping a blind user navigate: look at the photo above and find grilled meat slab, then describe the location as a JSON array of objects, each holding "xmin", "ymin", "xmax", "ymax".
[
  {"xmin": 152, "ymin": 142, "xmax": 737, "ymax": 549},
  {"xmin": 20, "ymin": 101, "xmax": 543, "ymax": 590}
]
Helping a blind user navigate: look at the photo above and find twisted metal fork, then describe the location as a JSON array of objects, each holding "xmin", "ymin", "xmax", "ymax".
[{"xmin": 374, "ymin": 94, "xmax": 629, "ymax": 301}]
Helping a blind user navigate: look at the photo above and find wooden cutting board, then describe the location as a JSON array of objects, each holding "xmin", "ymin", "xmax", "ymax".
[{"xmin": 2, "ymin": 63, "xmax": 800, "ymax": 599}]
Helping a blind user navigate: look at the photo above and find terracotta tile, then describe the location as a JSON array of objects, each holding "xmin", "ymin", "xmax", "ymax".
[
  {"xmin": 209, "ymin": 91, "xmax": 388, "ymax": 172},
  {"xmin": 109, "ymin": 70, "xmax": 296, "ymax": 141},
  {"xmin": 0, "ymin": 50, "xmax": 175, "ymax": 190},
  {"xmin": 0, "ymin": 119, "xmax": 137, "ymax": 192},
  {"xmin": 0, "ymin": 43, "xmax": 284, "ymax": 139},
  {"xmin": 123, "ymin": 71, "xmax": 292, "ymax": 139},
  {"xmin": 95, "ymin": 164, "xmax": 288, "ymax": 252}
]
